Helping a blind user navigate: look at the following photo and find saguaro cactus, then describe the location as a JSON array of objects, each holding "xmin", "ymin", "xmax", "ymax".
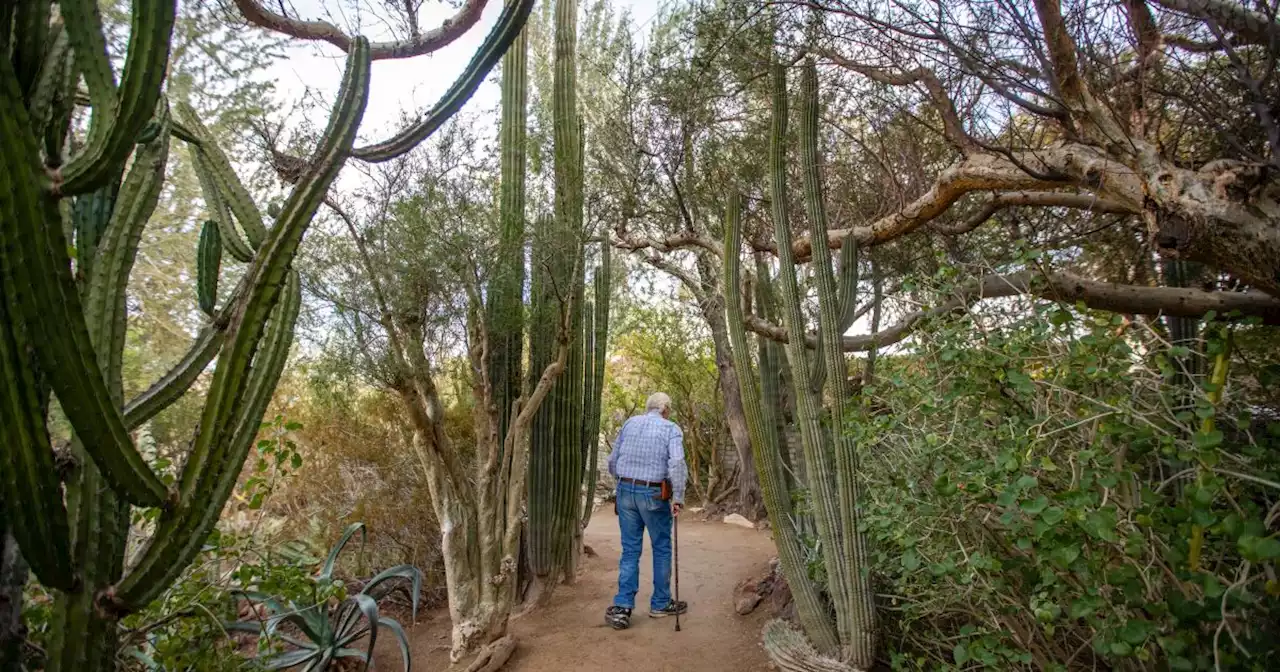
[{"xmin": 0, "ymin": 3, "xmax": 372, "ymax": 667}]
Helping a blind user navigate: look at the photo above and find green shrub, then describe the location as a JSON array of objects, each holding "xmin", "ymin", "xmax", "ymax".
[{"xmin": 856, "ymin": 283, "xmax": 1280, "ymax": 671}]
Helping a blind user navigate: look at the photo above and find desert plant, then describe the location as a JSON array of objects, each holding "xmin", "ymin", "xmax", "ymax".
[
  {"xmin": 1, "ymin": 0, "xmax": 534, "ymax": 668},
  {"xmin": 229, "ymin": 523, "xmax": 422, "ymax": 671}
]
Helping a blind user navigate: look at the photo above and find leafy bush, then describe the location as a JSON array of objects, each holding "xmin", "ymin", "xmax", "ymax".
[{"xmin": 855, "ymin": 282, "xmax": 1280, "ymax": 670}]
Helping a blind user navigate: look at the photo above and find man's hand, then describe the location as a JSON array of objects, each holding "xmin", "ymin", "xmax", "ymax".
[{"xmin": 672, "ymin": 503, "xmax": 682, "ymax": 517}]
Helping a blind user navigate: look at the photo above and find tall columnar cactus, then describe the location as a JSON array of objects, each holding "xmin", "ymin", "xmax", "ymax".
[
  {"xmin": 527, "ymin": 0, "xmax": 592, "ymax": 591},
  {"xmin": 580, "ymin": 244, "xmax": 612, "ymax": 530},
  {"xmin": 724, "ymin": 196, "xmax": 840, "ymax": 654},
  {"xmin": 796, "ymin": 57, "xmax": 877, "ymax": 664},
  {"xmin": 722, "ymin": 59, "xmax": 877, "ymax": 669},
  {"xmin": 0, "ymin": 2, "xmax": 372, "ymax": 666},
  {"xmin": 487, "ymin": 14, "xmax": 529, "ymax": 449}
]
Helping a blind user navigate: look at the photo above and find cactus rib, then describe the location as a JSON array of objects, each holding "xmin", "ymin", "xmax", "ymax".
[
  {"xmin": 352, "ymin": 0, "xmax": 535, "ymax": 162},
  {"xmin": 198, "ymin": 220, "xmax": 223, "ymax": 315},
  {"xmin": 0, "ymin": 54, "xmax": 168, "ymax": 508},
  {"xmin": 58, "ymin": 0, "xmax": 176, "ymax": 195}
]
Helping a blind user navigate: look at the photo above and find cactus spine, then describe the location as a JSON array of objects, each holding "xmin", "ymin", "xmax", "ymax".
[{"xmin": 0, "ymin": 5, "xmax": 372, "ymax": 663}]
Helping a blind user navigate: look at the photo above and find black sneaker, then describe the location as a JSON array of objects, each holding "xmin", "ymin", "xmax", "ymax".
[
  {"xmin": 648, "ymin": 600, "xmax": 688, "ymax": 618},
  {"xmin": 605, "ymin": 606, "xmax": 631, "ymax": 630}
]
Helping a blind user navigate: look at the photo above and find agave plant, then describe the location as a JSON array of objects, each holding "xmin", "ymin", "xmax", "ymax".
[{"xmin": 229, "ymin": 523, "xmax": 422, "ymax": 671}]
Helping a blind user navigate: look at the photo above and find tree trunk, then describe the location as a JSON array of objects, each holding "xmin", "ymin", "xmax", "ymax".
[
  {"xmin": 718, "ymin": 348, "xmax": 766, "ymax": 520},
  {"xmin": 700, "ymin": 293, "xmax": 766, "ymax": 520}
]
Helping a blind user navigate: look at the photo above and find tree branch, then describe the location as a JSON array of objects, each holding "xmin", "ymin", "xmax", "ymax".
[
  {"xmin": 1150, "ymin": 0, "xmax": 1280, "ymax": 51},
  {"xmin": 744, "ymin": 270, "xmax": 1280, "ymax": 352},
  {"xmin": 931, "ymin": 191, "xmax": 1136, "ymax": 235},
  {"xmin": 231, "ymin": 0, "xmax": 489, "ymax": 60},
  {"xmin": 815, "ymin": 48, "xmax": 976, "ymax": 154}
]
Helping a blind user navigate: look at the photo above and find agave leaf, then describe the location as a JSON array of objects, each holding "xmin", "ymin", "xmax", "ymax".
[
  {"xmin": 225, "ymin": 620, "xmax": 312, "ymax": 649},
  {"xmin": 305, "ymin": 648, "xmax": 337, "ymax": 672},
  {"xmin": 319, "ymin": 522, "xmax": 366, "ymax": 581},
  {"xmin": 349, "ymin": 593, "xmax": 380, "ymax": 672},
  {"xmin": 360, "ymin": 563, "xmax": 423, "ymax": 621},
  {"xmin": 335, "ymin": 647, "xmax": 372, "ymax": 662},
  {"xmin": 377, "ymin": 616, "xmax": 413, "ymax": 672},
  {"xmin": 333, "ymin": 599, "xmax": 364, "ymax": 643},
  {"xmin": 262, "ymin": 647, "xmax": 322, "ymax": 670},
  {"xmin": 236, "ymin": 590, "xmax": 326, "ymax": 644}
]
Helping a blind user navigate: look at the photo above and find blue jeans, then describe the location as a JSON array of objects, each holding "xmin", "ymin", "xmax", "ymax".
[{"xmin": 612, "ymin": 481, "xmax": 673, "ymax": 611}]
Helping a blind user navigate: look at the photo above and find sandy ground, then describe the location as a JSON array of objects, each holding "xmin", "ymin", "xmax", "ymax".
[{"xmin": 382, "ymin": 509, "xmax": 777, "ymax": 671}]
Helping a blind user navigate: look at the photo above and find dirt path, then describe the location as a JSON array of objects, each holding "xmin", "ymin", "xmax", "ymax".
[{"xmin": 393, "ymin": 509, "xmax": 777, "ymax": 671}]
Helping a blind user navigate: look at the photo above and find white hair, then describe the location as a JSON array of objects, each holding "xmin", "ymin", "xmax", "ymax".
[{"xmin": 645, "ymin": 392, "xmax": 672, "ymax": 413}]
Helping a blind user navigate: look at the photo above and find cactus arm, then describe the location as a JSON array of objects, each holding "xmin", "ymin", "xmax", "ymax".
[
  {"xmin": 175, "ymin": 36, "xmax": 369, "ymax": 502},
  {"xmin": 723, "ymin": 194, "xmax": 839, "ymax": 652},
  {"xmin": 189, "ymin": 143, "xmax": 255, "ymax": 262},
  {"xmin": 487, "ymin": 14, "xmax": 529, "ymax": 447},
  {"xmin": 59, "ymin": 0, "xmax": 177, "ymax": 195},
  {"xmin": 58, "ymin": 0, "xmax": 117, "ymax": 110},
  {"xmin": 835, "ymin": 234, "xmax": 860, "ymax": 332},
  {"xmin": 169, "ymin": 117, "xmax": 201, "ymax": 145},
  {"xmin": 352, "ymin": 0, "xmax": 535, "ymax": 162},
  {"xmin": 28, "ymin": 21, "xmax": 70, "ymax": 135},
  {"xmin": 198, "ymin": 220, "xmax": 224, "ymax": 315},
  {"xmin": 176, "ymin": 103, "xmax": 267, "ymax": 248},
  {"xmin": 581, "ymin": 248, "xmax": 611, "ymax": 528},
  {"xmin": 116, "ymin": 271, "xmax": 302, "ymax": 608},
  {"xmin": 44, "ymin": 47, "xmax": 78, "ymax": 164},
  {"xmin": 86, "ymin": 100, "xmax": 171, "ymax": 397},
  {"xmin": 116, "ymin": 40, "xmax": 370, "ymax": 607},
  {"xmin": 798, "ymin": 57, "xmax": 877, "ymax": 663},
  {"xmin": 11, "ymin": 0, "xmax": 53, "ymax": 99},
  {"xmin": 0, "ymin": 55, "xmax": 168, "ymax": 509},
  {"xmin": 72, "ymin": 181, "xmax": 123, "ymax": 286},
  {"xmin": 0, "ymin": 283, "xmax": 74, "ymax": 592},
  {"xmin": 122, "ymin": 324, "xmax": 226, "ymax": 430}
]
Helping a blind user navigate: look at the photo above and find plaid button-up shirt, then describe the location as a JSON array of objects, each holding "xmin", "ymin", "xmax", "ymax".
[{"xmin": 608, "ymin": 410, "xmax": 688, "ymax": 504}]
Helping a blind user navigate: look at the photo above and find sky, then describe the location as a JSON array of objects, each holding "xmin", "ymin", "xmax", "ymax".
[
  {"xmin": 264, "ymin": 0, "xmax": 665, "ymax": 155},
  {"xmin": 255, "ymin": 0, "xmax": 903, "ymax": 350}
]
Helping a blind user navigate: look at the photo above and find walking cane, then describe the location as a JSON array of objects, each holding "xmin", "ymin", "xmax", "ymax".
[{"xmin": 674, "ymin": 507, "xmax": 681, "ymax": 632}]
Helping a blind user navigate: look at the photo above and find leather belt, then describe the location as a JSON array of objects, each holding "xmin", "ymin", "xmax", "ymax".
[{"xmin": 619, "ymin": 477, "xmax": 664, "ymax": 488}]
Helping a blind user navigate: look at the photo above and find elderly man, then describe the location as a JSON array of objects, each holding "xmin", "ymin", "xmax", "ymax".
[{"xmin": 604, "ymin": 392, "xmax": 689, "ymax": 630}]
